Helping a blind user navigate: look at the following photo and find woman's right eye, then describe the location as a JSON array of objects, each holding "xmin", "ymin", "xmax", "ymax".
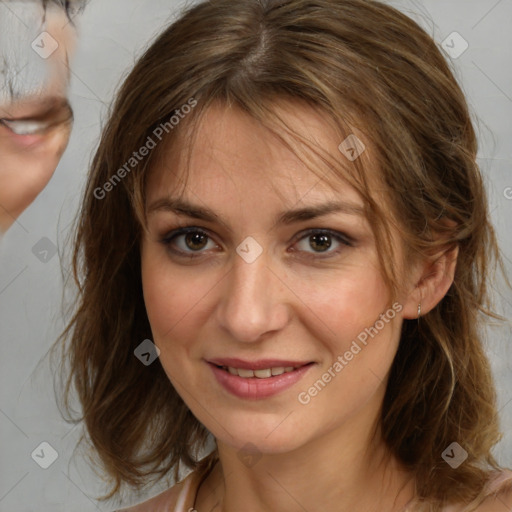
[{"xmin": 161, "ymin": 227, "xmax": 219, "ymax": 258}]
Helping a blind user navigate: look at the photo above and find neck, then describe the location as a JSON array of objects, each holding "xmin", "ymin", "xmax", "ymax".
[{"xmin": 196, "ymin": 403, "xmax": 416, "ymax": 512}]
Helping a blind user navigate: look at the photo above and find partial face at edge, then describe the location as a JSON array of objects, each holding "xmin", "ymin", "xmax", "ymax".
[
  {"xmin": 140, "ymin": 101, "xmax": 410, "ymax": 455},
  {"xmin": 0, "ymin": 2, "xmax": 77, "ymax": 232}
]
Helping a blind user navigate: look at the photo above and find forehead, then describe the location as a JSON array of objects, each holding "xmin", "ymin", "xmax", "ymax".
[
  {"xmin": 0, "ymin": 1, "xmax": 71, "ymax": 105},
  {"xmin": 147, "ymin": 101, "xmax": 374, "ymax": 207}
]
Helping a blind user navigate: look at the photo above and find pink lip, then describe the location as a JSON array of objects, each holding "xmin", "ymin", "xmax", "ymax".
[
  {"xmin": 207, "ymin": 360, "xmax": 315, "ymax": 400},
  {"xmin": 208, "ymin": 357, "xmax": 312, "ymax": 370},
  {"xmin": 0, "ymin": 126, "xmax": 45, "ymax": 147}
]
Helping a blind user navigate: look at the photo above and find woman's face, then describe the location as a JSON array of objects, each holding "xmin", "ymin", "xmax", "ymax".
[{"xmin": 141, "ymin": 102, "xmax": 410, "ymax": 455}]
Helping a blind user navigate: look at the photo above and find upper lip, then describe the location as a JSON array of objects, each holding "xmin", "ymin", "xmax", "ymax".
[
  {"xmin": 207, "ymin": 358, "xmax": 313, "ymax": 370},
  {"xmin": 0, "ymin": 98, "xmax": 73, "ymax": 136}
]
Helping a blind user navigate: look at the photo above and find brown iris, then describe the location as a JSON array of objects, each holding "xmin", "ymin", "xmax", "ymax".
[
  {"xmin": 185, "ymin": 232, "xmax": 209, "ymax": 251},
  {"xmin": 309, "ymin": 233, "xmax": 332, "ymax": 252}
]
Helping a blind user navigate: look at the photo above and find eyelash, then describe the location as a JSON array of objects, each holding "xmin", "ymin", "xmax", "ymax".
[{"xmin": 159, "ymin": 226, "xmax": 354, "ymax": 260}]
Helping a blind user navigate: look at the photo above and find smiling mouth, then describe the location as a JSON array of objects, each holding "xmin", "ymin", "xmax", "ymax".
[
  {"xmin": 214, "ymin": 363, "xmax": 313, "ymax": 379},
  {"xmin": 0, "ymin": 97, "xmax": 73, "ymax": 137},
  {"xmin": 0, "ymin": 118, "xmax": 52, "ymax": 136}
]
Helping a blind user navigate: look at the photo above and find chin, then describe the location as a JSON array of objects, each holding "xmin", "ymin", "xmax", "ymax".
[
  {"xmin": 230, "ymin": 437, "xmax": 304, "ymax": 456},
  {"xmin": 212, "ymin": 418, "xmax": 307, "ymax": 455}
]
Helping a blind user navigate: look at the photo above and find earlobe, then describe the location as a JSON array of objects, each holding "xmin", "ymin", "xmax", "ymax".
[{"xmin": 402, "ymin": 244, "xmax": 459, "ymax": 320}]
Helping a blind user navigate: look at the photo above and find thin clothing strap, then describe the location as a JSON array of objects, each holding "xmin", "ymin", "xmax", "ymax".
[
  {"xmin": 403, "ymin": 469, "xmax": 512, "ymax": 512},
  {"xmin": 173, "ymin": 476, "xmax": 194, "ymax": 512},
  {"xmin": 173, "ymin": 451, "xmax": 220, "ymax": 512},
  {"xmin": 485, "ymin": 469, "xmax": 512, "ymax": 495}
]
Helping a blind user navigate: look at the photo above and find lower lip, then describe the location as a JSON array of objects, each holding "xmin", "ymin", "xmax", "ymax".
[
  {"xmin": 2, "ymin": 128, "xmax": 45, "ymax": 147},
  {"xmin": 17, "ymin": 134, "xmax": 44, "ymax": 145},
  {"xmin": 208, "ymin": 362, "xmax": 314, "ymax": 400}
]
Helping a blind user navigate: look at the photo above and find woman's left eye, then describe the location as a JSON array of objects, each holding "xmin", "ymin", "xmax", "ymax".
[
  {"xmin": 160, "ymin": 227, "xmax": 353, "ymax": 259},
  {"xmin": 292, "ymin": 229, "xmax": 353, "ymax": 257}
]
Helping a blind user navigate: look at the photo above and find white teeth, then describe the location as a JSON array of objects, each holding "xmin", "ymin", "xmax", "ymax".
[
  {"xmin": 237, "ymin": 368, "xmax": 255, "ymax": 378},
  {"xmin": 1, "ymin": 119, "xmax": 50, "ymax": 135},
  {"xmin": 254, "ymin": 368, "xmax": 272, "ymax": 378},
  {"xmin": 224, "ymin": 366, "xmax": 299, "ymax": 378}
]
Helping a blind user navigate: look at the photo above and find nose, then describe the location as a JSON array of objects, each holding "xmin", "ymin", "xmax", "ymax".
[{"xmin": 215, "ymin": 249, "xmax": 291, "ymax": 343}]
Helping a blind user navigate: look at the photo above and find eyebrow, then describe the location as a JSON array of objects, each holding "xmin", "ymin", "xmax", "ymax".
[{"xmin": 147, "ymin": 197, "xmax": 365, "ymax": 228}]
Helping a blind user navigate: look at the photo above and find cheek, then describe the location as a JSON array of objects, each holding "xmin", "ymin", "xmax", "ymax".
[
  {"xmin": 290, "ymin": 257, "xmax": 392, "ymax": 347},
  {"xmin": 295, "ymin": 270, "xmax": 400, "ymax": 428},
  {"xmin": 0, "ymin": 126, "xmax": 71, "ymax": 198},
  {"xmin": 141, "ymin": 249, "xmax": 220, "ymax": 392},
  {"xmin": 141, "ymin": 248, "xmax": 215, "ymax": 341},
  {"xmin": 290, "ymin": 257, "xmax": 400, "ymax": 401}
]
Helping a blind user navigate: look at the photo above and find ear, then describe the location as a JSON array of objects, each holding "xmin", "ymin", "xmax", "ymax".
[{"xmin": 402, "ymin": 244, "xmax": 459, "ymax": 320}]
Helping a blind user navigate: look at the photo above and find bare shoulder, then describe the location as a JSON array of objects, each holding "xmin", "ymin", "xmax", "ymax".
[
  {"xmin": 114, "ymin": 478, "xmax": 188, "ymax": 512},
  {"xmin": 114, "ymin": 453, "xmax": 218, "ymax": 512},
  {"xmin": 472, "ymin": 488, "xmax": 512, "ymax": 511},
  {"xmin": 471, "ymin": 474, "xmax": 512, "ymax": 512}
]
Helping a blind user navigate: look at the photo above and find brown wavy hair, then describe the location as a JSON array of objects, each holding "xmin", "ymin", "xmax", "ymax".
[{"xmin": 51, "ymin": 0, "xmax": 511, "ymax": 510}]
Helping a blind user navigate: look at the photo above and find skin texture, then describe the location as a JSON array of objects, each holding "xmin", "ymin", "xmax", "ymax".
[
  {"xmin": 0, "ymin": 3, "xmax": 75, "ymax": 233},
  {"xmin": 140, "ymin": 102, "xmax": 459, "ymax": 512}
]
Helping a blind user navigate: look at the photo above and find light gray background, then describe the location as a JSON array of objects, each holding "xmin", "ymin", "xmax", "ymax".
[{"xmin": 0, "ymin": 1, "xmax": 511, "ymax": 511}]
